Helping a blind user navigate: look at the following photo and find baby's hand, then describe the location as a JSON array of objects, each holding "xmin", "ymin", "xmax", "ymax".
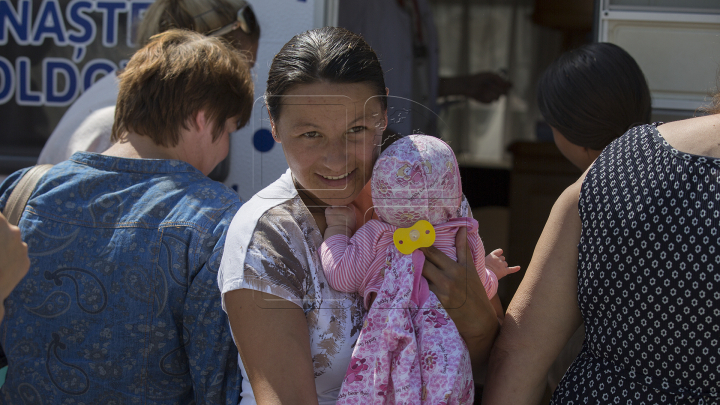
[
  {"xmin": 324, "ymin": 206, "xmax": 357, "ymax": 239},
  {"xmin": 485, "ymin": 248, "xmax": 521, "ymax": 280}
]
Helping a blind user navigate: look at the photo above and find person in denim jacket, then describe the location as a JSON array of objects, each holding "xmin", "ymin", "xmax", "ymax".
[{"xmin": 0, "ymin": 29, "xmax": 253, "ymax": 404}]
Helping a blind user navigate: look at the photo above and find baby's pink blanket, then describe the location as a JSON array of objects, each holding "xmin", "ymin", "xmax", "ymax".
[{"xmin": 335, "ymin": 248, "xmax": 474, "ymax": 404}]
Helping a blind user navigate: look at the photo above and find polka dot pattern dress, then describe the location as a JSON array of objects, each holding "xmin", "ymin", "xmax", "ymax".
[{"xmin": 551, "ymin": 124, "xmax": 720, "ymax": 405}]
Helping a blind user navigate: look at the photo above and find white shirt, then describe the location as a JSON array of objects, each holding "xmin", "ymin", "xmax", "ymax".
[
  {"xmin": 218, "ymin": 170, "xmax": 365, "ymax": 404},
  {"xmin": 38, "ymin": 73, "xmax": 118, "ymax": 164}
]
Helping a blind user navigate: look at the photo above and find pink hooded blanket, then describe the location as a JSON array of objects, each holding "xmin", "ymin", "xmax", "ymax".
[{"xmin": 321, "ymin": 135, "xmax": 497, "ymax": 404}]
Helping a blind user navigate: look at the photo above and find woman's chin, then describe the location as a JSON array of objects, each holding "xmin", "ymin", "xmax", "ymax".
[
  {"xmin": 314, "ymin": 190, "xmax": 360, "ymax": 206},
  {"xmin": 313, "ymin": 187, "xmax": 364, "ymax": 206}
]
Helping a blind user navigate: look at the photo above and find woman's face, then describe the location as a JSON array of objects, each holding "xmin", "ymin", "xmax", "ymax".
[{"xmin": 272, "ymin": 82, "xmax": 386, "ymax": 206}]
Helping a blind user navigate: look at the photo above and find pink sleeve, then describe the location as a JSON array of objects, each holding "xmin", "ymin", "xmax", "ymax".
[
  {"xmin": 319, "ymin": 228, "xmax": 376, "ymax": 294},
  {"xmin": 468, "ymin": 230, "xmax": 498, "ymax": 299}
]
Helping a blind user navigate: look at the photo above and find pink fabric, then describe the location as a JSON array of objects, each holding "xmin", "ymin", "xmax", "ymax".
[
  {"xmin": 410, "ymin": 250, "xmax": 430, "ymax": 307},
  {"xmin": 320, "ymin": 135, "xmax": 497, "ymax": 402},
  {"xmin": 334, "ymin": 249, "xmax": 474, "ymax": 404},
  {"xmin": 320, "ymin": 217, "xmax": 497, "ymax": 309},
  {"xmin": 371, "ymin": 135, "xmax": 462, "ymax": 228}
]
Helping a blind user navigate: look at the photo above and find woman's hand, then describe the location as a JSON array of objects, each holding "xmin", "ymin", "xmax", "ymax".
[{"xmin": 420, "ymin": 227, "xmax": 499, "ymax": 373}]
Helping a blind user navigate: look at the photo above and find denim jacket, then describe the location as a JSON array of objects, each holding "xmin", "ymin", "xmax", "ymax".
[{"xmin": 0, "ymin": 152, "xmax": 242, "ymax": 404}]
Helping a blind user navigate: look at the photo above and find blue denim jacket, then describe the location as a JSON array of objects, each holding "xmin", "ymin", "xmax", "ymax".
[{"xmin": 0, "ymin": 152, "xmax": 242, "ymax": 404}]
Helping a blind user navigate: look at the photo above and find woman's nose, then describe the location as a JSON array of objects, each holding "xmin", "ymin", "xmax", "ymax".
[{"xmin": 323, "ymin": 136, "xmax": 349, "ymax": 171}]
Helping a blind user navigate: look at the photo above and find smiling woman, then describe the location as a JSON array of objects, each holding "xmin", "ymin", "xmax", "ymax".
[
  {"xmin": 272, "ymin": 82, "xmax": 385, "ymax": 206},
  {"xmin": 218, "ymin": 27, "xmax": 500, "ymax": 405}
]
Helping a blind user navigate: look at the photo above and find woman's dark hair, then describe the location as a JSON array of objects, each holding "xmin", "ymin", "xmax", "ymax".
[
  {"xmin": 265, "ymin": 27, "xmax": 387, "ymax": 121},
  {"xmin": 537, "ymin": 42, "xmax": 652, "ymax": 150}
]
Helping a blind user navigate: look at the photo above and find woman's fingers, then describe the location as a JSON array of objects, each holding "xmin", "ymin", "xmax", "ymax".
[
  {"xmin": 419, "ymin": 226, "xmax": 500, "ymax": 369},
  {"xmin": 421, "ymin": 252, "xmax": 464, "ymax": 309},
  {"xmin": 420, "ymin": 246, "xmax": 451, "ymax": 302},
  {"xmin": 455, "ymin": 225, "xmax": 468, "ymax": 266},
  {"xmin": 420, "ymin": 225, "xmax": 477, "ymax": 309}
]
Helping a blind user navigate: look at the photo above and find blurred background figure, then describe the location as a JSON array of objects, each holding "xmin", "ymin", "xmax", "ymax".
[
  {"xmin": 37, "ymin": 0, "xmax": 260, "ymax": 169},
  {"xmin": 0, "ymin": 212, "xmax": 29, "ymax": 324},
  {"xmin": 338, "ymin": 0, "xmax": 512, "ymax": 139}
]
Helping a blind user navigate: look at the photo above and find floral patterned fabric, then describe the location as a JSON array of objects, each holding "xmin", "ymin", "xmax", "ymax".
[
  {"xmin": 330, "ymin": 135, "xmax": 479, "ymax": 404},
  {"xmin": 372, "ymin": 135, "xmax": 462, "ymax": 227},
  {"xmin": 336, "ymin": 249, "xmax": 474, "ymax": 404},
  {"xmin": 218, "ymin": 170, "xmax": 366, "ymax": 405},
  {"xmin": 0, "ymin": 152, "xmax": 243, "ymax": 405}
]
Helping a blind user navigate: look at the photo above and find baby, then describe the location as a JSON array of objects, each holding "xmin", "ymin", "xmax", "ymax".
[{"xmin": 319, "ymin": 135, "xmax": 518, "ymax": 404}]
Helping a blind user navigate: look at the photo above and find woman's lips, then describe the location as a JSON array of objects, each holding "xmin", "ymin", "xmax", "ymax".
[{"xmin": 316, "ymin": 169, "xmax": 356, "ymax": 188}]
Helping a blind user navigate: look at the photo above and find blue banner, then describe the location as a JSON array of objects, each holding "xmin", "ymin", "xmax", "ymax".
[{"xmin": 0, "ymin": 0, "xmax": 152, "ymax": 166}]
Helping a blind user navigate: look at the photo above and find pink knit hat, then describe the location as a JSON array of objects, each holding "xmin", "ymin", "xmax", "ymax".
[{"xmin": 371, "ymin": 135, "xmax": 462, "ymax": 227}]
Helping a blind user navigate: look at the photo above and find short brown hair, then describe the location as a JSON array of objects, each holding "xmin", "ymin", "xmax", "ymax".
[{"xmin": 112, "ymin": 29, "xmax": 254, "ymax": 147}]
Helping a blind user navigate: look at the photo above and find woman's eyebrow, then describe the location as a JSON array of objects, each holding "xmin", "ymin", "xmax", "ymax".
[
  {"xmin": 292, "ymin": 122, "xmax": 321, "ymax": 130},
  {"xmin": 348, "ymin": 111, "xmax": 381, "ymax": 126}
]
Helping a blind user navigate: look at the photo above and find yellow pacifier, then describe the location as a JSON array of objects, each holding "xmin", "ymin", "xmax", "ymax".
[{"xmin": 393, "ymin": 220, "xmax": 436, "ymax": 255}]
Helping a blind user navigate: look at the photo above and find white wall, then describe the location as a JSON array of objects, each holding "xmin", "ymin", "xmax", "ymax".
[
  {"xmin": 598, "ymin": 6, "xmax": 720, "ymax": 113},
  {"xmin": 225, "ymin": 0, "xmax": 331, "ymax": 202}
]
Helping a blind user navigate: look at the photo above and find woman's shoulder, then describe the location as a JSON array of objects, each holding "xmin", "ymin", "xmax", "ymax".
[
  {"xmin": 657, "ymin": 114, "xmax": 720, "ymax": 159},
  {"xmin": 218, "ymin": 171, "xmax": 323, "ymax": 304},
  {"xmin": 228, "ymin": 170, "xmax": 303, "ymax": 248}
]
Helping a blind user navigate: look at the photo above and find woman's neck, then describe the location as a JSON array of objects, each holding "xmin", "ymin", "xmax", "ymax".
[
  {"xmin": 351, "ymin": 181, "xmax": 376, "ymax": 227},
  {"xmin": 103, "ymin": 132, "xmax": 178, "ymax": 161},
  {"xmin": 293, "ymin": 176, "xmax": 328, "ymax": 214}
]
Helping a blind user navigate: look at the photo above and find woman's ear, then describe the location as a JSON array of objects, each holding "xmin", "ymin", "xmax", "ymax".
[
  {"xmin": 269, "ymin": 113, "xmax": 281, "ymax": 143},
  {"xmin": 193, "ymin": 110, "xmax": 209, "ymax": 134}
]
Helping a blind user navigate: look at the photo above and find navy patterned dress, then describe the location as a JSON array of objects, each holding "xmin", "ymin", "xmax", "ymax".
[{"xmin": 552, "ymin": 124, "xmax": 720, "ymax": 404}]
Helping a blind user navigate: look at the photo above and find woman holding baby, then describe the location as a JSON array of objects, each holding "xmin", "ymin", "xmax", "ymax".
[{"xmin": 218, "ymin": 27, "xmax": 509, "ymax": 403}]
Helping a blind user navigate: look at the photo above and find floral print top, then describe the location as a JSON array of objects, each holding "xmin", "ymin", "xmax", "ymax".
[
  {"xmin": 219, "ymin": 169, "xmax": 473, "ymax": 404},
  {"xmin": 219, "ymin": 170, "xmax": 366, "ymax": 404}
]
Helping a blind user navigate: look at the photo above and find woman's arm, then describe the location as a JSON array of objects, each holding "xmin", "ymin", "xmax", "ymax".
[
  {"xmin": 420, "ymin": 227, "xmax": 499, "ymax": 375},
  {"xmin": 482, "ymin": 180, "xmax": 585, "ymax": 404},
  {"xmin": 225, "ymin": 290, "xmax": 319, "ymax": 405}
]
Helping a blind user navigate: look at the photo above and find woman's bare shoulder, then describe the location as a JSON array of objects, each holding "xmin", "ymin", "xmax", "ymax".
[
  {"xmin": 657, "ymin": 114, "xmax": 720, "ymax": 158},
  {"xmin": 553, "ymin": 169, "xmax": 589, "ymax": 216}
]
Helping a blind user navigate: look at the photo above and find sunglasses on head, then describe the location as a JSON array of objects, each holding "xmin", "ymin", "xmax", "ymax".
[{"xmin": 207, "ymin": 3, "xmax": 257, "ymax": 38}]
